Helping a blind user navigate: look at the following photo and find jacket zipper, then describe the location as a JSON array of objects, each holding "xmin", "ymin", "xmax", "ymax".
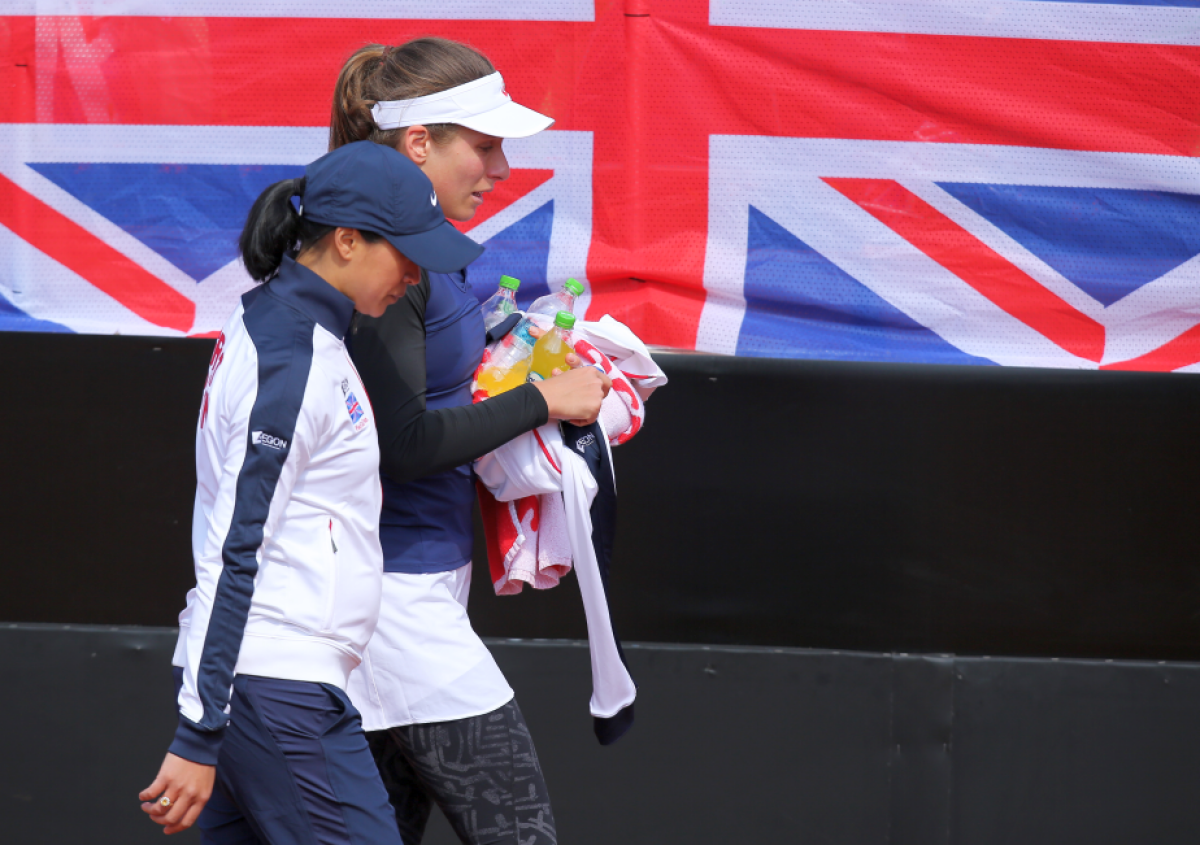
[{"xmin": 323, "ymin": 518, "xmax": 338, "ymax": 631}]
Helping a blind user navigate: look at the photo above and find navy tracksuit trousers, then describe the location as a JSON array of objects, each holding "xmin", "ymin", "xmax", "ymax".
[{"xmin": 174, "ymin": 670, "xmax": 404, "ymax": 845}]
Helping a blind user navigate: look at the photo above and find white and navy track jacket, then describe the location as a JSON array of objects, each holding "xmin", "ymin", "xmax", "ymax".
[
  {"xmin": 476, "ymin": 420, "xmax": 638, "ymax": 745},
  {"xmin": 169, "ymin": 256, "xmax": 383, "ymax": 766}
]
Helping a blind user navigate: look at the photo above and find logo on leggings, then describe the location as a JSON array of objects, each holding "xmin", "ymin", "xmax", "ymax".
[{"xmin": 574, "ymin": 433, "xmax": 596, "ymax": 454}]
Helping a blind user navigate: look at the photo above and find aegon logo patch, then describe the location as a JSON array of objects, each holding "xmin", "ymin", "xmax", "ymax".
[
  {"xmin": 252, "ymin": 431, "xmax": 288, "ymax": 450},
  {"xmin": 574, "ymin": 433, "xmax": 596, "ymax": 454}
]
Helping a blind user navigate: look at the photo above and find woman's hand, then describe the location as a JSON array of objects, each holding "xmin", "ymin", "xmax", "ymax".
[
  {"xmin": 533, "ymin": 354, "xmax": 611, "ymax": 426},
  {"xmin": 140, "ymin": 752, "xmax": 216, "ymax": 835}
]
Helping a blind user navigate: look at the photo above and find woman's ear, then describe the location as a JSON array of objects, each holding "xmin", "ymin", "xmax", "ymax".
[
  {"xmin": 332, "ymin": 227, "xmax": 359, "ymax": 261},
  {"xmin": 400, "ymin": 126, "xmax": 431, "ymax": 164}
]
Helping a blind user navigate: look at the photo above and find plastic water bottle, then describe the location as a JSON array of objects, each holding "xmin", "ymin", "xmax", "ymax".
[
  {"xmin": 481, "ymin": 275, "xmax": 520, "ymax": 331},
  {"xmin": 477, "ymin": 278, "xmax": 533, "ymax": 395},
  {"xmin": 478, "ymin": 279, "xmax": 584, "ymax": 397},
  {"xmin": 528, "ymin": 312, "xmax": 576, "ymax": 382},
  {"xmin": 510, "ymin": 278, "xmax": 585, "ymax": 349},
  {"xmin": 477, "ymin": 340, "xmax": 532, "ymax": 396}
]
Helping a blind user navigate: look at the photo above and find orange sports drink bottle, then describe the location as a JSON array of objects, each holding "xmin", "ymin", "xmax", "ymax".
[
  {"xmin": 477, "ymin": 350, "xmax": 531, "ymax": 395},
  {"xmin": 528, "ymin": 311, "xmax": 576, "ymax": 382}
]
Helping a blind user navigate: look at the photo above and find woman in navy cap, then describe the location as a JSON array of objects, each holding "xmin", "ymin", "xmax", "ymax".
[
  {"xmin": 139, "ymin": 140, "xmax": 480, "ymax": 843},
  {"xmin": 326, "ymin": 39, "xmax": 608, "ymax": 845}
]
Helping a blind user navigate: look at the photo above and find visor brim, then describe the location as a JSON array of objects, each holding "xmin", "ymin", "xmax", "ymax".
[
  {"xmin": 455, "ymin": 100, "xmax": 555, "ymax": 139},
  {"xmin": 385, "ymin": 220, "xmax": 484, "ymax": 274}
]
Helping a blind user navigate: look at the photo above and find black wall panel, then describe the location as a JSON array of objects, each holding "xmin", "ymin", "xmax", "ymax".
[
  {"xmin": 1, "ymin": 332, "xmax": 1197, "ymax": 659},
  {"xmin": 952, "ymin": 656, "xmax": 1200, "ymax": 844},
  {"xmin": 6, "ymin": 625, "xmax": 1200, "ymax": 845}
]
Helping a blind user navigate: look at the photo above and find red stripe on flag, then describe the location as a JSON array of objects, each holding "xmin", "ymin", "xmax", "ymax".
[
  {"xmin": 823, "ymin": 177, "xmax": 1106, "ymax": 363},
  {"xmin": 5, "ymin": 13, "xmax": 1199, "ymax": 155},
  {"xmin": 585, "ymin": 10, "xmax": 709, "ymax": 347},
  {"xmin": 668, "ymin": 16, "xmax": 1200, "ymax": 156},
  {"xmin": 1101, "ymin": 325, "xmax": 1200, "ymax": 372},
  {"xmin": 0, "ymin": 174, "xmax": 194, "ymax": 332},
  {"xmin": 0, "ymin": 17, "xmax": 589, "ymax": 128}
]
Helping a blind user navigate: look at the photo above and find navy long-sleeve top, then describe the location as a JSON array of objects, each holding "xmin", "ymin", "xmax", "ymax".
[{"xmin": 349, "ymin": 268, "xmax": 549, "ymax": 573}]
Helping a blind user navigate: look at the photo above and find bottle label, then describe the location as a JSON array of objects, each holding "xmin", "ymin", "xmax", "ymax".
[
  {"xmin": 512, "ymin": 323, "xmax": 536, "ymax": 348},
  {"xmin": 526, "ymin": 371, "xmax": 545, "ymax": 383}
]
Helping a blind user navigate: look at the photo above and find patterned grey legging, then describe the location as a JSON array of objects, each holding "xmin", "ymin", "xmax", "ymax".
[{"xmin": 366, "ymin": 699, "xmax": 557, "ymax": 845}]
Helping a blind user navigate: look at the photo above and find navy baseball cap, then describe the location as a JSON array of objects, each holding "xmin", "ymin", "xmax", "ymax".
[{"xmin": 301, "ymin": 141, "xmax": 483, "ymax": 273}]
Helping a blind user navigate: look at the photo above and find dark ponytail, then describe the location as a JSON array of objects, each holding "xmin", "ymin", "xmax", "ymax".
[{"xmin": 238, "ymin": 176, "xmax": 334, "ymax": 282}]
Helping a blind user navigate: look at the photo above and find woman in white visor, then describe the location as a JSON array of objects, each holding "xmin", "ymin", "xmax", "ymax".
[{"xmin": 328, "ymin": 38, "xmax": 610, "ymax": 845}]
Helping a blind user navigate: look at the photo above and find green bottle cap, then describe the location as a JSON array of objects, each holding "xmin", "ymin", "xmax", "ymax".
[
  {"xmin": 554, "ymin": 311, "xmax": 576, "ymax": 329},
  {"xmin": 499, "ymin": 275, "xmax": 521, "ymax": 291},
  {"xmin": 563, "ymin": 278, "xmax": 584, "ymax": 296}
]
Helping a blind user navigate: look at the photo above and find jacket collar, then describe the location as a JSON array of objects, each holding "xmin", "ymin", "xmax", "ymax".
[{"xmin": 265, "ymin": 255, "xmax": 356, "ymax": 340}]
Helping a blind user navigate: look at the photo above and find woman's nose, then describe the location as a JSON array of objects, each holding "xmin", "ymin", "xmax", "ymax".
[{"xmin": 488, "ymin": 147, "xmax": 511, "ymax": 183}]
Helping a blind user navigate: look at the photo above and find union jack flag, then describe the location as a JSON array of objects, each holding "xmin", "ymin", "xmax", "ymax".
[
  {"xmin": 346, "ymin": 392, "xmax": 364, "ymax": 425},
  {"xmin": 3, "ymin": 0, "xmax": 1200, "ymax": 372}
]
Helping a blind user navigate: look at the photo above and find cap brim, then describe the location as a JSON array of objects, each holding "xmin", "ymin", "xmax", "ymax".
[
  {"xmin": 456, "ymin": 100, "xmax": 555, "ymax": 139},
  {"xmin": 386, "ymin": 220, "xmax": 484, "ymax": 274}
]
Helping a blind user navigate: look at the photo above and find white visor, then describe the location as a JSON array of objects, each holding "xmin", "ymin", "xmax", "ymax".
[{"xmin": 370, "ymin": 72, "xmax": 554, "ymax": 139}]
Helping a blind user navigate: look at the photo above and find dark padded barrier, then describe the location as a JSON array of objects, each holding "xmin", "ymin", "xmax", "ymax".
[
  {"xmin": 596, "ymin": 353, "xmax": 1200, "ymax": 660},
  {"xmin": 0, "ymin": 334, "xmax": 205, "ymax": 628},
  {"xmin": 2, "ymin": 332, "xmax": 1198, "ymax": 659},
  {"xmin": 4, "ymin": 625, "xmax": 1200, "ymax": 845}
]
